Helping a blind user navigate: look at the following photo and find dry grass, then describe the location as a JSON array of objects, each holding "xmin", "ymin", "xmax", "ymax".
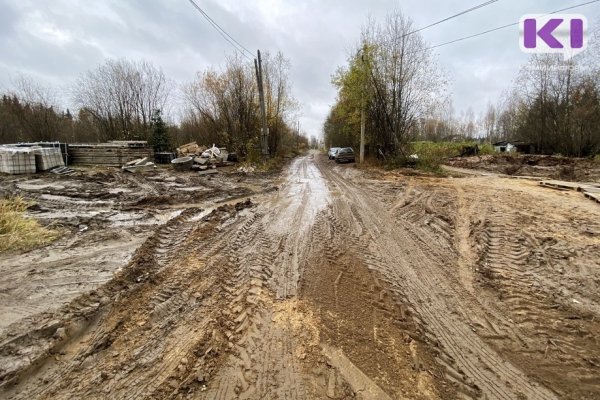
[{"xmin": 0, "ymin": 196, "xmax": 58, "ymax": 253}]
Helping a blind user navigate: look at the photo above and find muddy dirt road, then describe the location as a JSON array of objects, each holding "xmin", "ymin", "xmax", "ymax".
[{"xmin": 1, "ymin": 153, "xmax": 599, "ymax": 399}]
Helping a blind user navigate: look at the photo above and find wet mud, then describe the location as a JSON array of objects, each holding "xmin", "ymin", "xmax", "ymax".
[{"xmin": 1, "ymin": 154, "xmax": 599, "ymax": 399}]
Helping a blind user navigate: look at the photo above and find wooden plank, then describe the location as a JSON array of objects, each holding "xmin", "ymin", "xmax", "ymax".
[
  {"xmin": 70, "ymin": 157, "xmax": 152, "ymax": 162},
  {"xmin": 71, "ymin": 155, "xmax": 153, "ymax": 166},
  {"xmin": 69, "ymin": 153, "xmax": 152, "ymax": 159},
  {"xmin": 538, "ymin": 180, "xmax": 598, "ymax": 192},
  {"xmin": 69, "ymin": 149, "xmax": 152, "ymax": 154},
  {"xmin": 584, "ymin": 191, "xmax": 600, "ymax": 204},
  {"xmin": 69, "ymin": 151, "xmax": 151, "ymax": 155},
  {"xmin": 70, "ymin": 152, "xmax": 152, "ymax": 157},
  {"xmin": 539, "ymin": 182, "xmax": 570, "ymax": 191},
  {"xmin": 198, "ymin": 169, "xmax": 218, "ymax": 176}
]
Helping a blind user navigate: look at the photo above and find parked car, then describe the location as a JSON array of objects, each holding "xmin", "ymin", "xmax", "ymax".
[
  {"xmin": 335, "ymin": 147, "xmax": 355, "ymax": 163},
  {"xmin": 328, "ymin": 147, "xmax": 340, "ymax": 159}
]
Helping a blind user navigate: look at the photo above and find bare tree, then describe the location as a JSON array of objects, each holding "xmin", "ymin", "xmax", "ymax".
[
  {"xmin": 261, "ymin": 51, "xmax": 298, "ymax": 154},
  {"xmin": 503, "ymin": 48, "xmax": 600, "ymax": 156},
  {"xmin": 182, "ymin": 53, "xmax": 299, "ymax": 156},
  {"xmin": 73, "ymin": 59, "xmax": 171, "ymax": 141},
  {"xmin": 5, "ymin": 75, "xmax": 65, "ymax": 142},
  {"xmin": 183, "ymin": 55, "xmax": 259, "ymax": 152},
  {"xmin": 482, "ymin": 102, "xmax": 496, "ymax": 143}
]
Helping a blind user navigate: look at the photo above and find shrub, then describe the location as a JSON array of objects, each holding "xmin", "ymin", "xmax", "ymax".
[
  {"xmin": 408, "ymin": 141, "xmax": 488, "ymax": 171},
  {"xmin": 0, "ymin": 197, "xmax": 58, "ymax": 253}
]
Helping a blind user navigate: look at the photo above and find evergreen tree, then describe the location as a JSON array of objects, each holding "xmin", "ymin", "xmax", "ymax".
[{"xmin": 150, "ymin": 109, "xmax": 169, "ymax": 152}]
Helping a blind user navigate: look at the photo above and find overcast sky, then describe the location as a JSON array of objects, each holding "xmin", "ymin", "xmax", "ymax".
[{"xmin": 0, "ymin": 0, "xmax": 598, "ymax": 138}]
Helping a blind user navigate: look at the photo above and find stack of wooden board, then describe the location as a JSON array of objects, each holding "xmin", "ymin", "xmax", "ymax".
[{"xmin": 69, "ymin": 141, "xmax": 153, "ymax": 166}]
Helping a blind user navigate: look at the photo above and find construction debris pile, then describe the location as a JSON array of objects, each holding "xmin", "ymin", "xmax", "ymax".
[
  {"xmin": 121, "ymin": 157, "xmax": 157, "ymax": 173},
  {"xmin": 172, "ymin": 142, "xmax": 237, "ymax": 175}
]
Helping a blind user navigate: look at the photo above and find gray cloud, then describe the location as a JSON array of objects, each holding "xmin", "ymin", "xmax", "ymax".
[{"xmin": 0, "ymin": 0, "xmax": 597, "ymax": 137}]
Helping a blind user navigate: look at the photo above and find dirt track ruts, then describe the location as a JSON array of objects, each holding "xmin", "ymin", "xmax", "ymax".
[{"xmin": 1, "ymin": 152, "xmax": 599, "ymax": 399}]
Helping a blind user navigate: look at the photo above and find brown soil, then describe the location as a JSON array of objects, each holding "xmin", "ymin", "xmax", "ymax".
[
  {"xmin": 446, "ymin": 154, "xmax": 600, "ymax": 182},
  {"xmin": 1, "ymin": 153, "xmax": 599, "ymax": 399}
]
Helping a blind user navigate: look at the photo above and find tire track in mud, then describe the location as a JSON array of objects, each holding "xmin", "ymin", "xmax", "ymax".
[
  {"xmin": 474, "ymin": 197, "xmax": 600, "ymax": 398},
  {"xmin": 2, "ymin": 158, "xmax": 334, "ymax": 400},
  {"xmin": 207, "ymin": 211, "xmax": 281, "ymax": 399},
  {"xmin": 0, "ymin": 204, "xmax": 248, "ymax": 399},
  {"xmin": 206, "ymin": 157, "xmax": 332, "ymax": 399},
  {"xmin": 7, "ymin": 155, "xmax": 596, "ymax": 399},
  {"xmin": 398, "ymin": 185, "xmax": 525, "ymax": 347},
  {"xmin": 301, "ymin": 203, "xmax": 451, "ymax": 399},
  {"xmin": 316, "ymin": 157, "xmax": 558, "ymax": 400}
]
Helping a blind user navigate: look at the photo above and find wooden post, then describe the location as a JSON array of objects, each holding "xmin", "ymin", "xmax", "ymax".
[
  {"xmin": 360, "ymin": 49, "xmax": 367, "ymax": 164},
  {"xmin": 254, "ymin": 50, "xmax": 269, "ymax": 158}
]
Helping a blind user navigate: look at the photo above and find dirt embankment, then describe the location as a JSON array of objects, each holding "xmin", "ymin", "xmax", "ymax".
[
  {"xmin": 446, "ymin": 154, "xmax": 600, "ymax": 182},
  {"xmin": 1, "ymin": 154, "xmax": 599, "ymax": 399}
]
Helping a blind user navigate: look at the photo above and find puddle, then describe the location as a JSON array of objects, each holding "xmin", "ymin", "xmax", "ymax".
[
  {"xmin": 30, "ymin": 210, "xmax": 103, "ymax": 219},
  {"xmin": 107, "ymin": 209, "xmax": 185, "ymax": 227},
  {"xmin": 188, "ymin": 209, "xmax": 213, "ymax": 222},
  {"xmin": 39, "ymin": 194, "xmax": 114, "ymax": 207},
  {"xmin": 175, "ymin": 186, "xmax": 208, "ymax": 192},
  {"xmin": 155, "ymin": 209, "xmax": 184, "ymax": 223},
  {"xmin": 269, "ymin": 155, "xmax": 330, "ymax": 235},
  {"xmin": 108, "ymin": 187, "xmax": 133, "ymax": 194}
]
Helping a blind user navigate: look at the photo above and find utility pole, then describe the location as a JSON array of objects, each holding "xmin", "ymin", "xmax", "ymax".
[
  {"xmin": 360, "ymin": 92, "xmax": 365, "ymax": 163},
  {"xmin": 254, "ymin": 50, "xmax": 269, "ymax": 158},
  {"xmin": 360, "ymin": 48, "xmax": 367, "ymax": 164},
  {"xmin": 296, "ymin": 120, "xmax": 300, "ymax": 151}
]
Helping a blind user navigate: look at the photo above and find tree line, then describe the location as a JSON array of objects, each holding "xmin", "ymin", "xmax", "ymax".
[
  {"xmin": 0, "ymin": 52, "xmax": 304, "ymax": 157},
  {"xmin": 325, "ymin": 11, "xmax": 600, "ymax": 159},
  {"xmin": 488, "ymin": 49, "xmax": 600, "ymax": 157}
]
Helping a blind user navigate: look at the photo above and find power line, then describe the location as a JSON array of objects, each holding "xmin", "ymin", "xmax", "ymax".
[
  {"xmin": 406, "ymin": 0, "xmax": 500, "ymax": 37},
  {"xmin": 427, "ymin": 0, "xmax": 600, "ymax": 50},
  {"xmin": 187, "ymin": 0, "xmax": 254, "ymax": 61},
  {"xmin": 372, "ymin": 1, "xmax": 501, "ymax": 52}
]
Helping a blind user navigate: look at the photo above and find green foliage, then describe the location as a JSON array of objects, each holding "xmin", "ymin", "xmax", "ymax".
[
  {"xmin": 409, "ymin": 142, "xmax": 447, "ymax": 172},
  {"xmin": 150, "ymin": 109, "xmax": 170, "ymax": 152},
  {"xmin": 0, "ymin": 94, "xmax": 68, "ymax": 144},
  {"xmin": 326, "ymin": 12, "xmax": 448, "ymax": 159},
  {"xmin": 257, "ymin": 155, "xmax": 286, "ymax": 172},
  {"xmin": 594, "ymin": 154, "xmax": 600, "ymax": 164},
  {"xmin": 479, "ymin": 144, "xmax": 495, "ymax": 155},
  {"xmin": 408, "ymin": 141, "xmax": 492, "ymax": 171},
  {"xmin": 245, "ymin": 138, "xmax": 262, "ymax": 164},
  {"xmin": 325, "ymin": 44, "xmax": 373, "ymax": 151}
]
